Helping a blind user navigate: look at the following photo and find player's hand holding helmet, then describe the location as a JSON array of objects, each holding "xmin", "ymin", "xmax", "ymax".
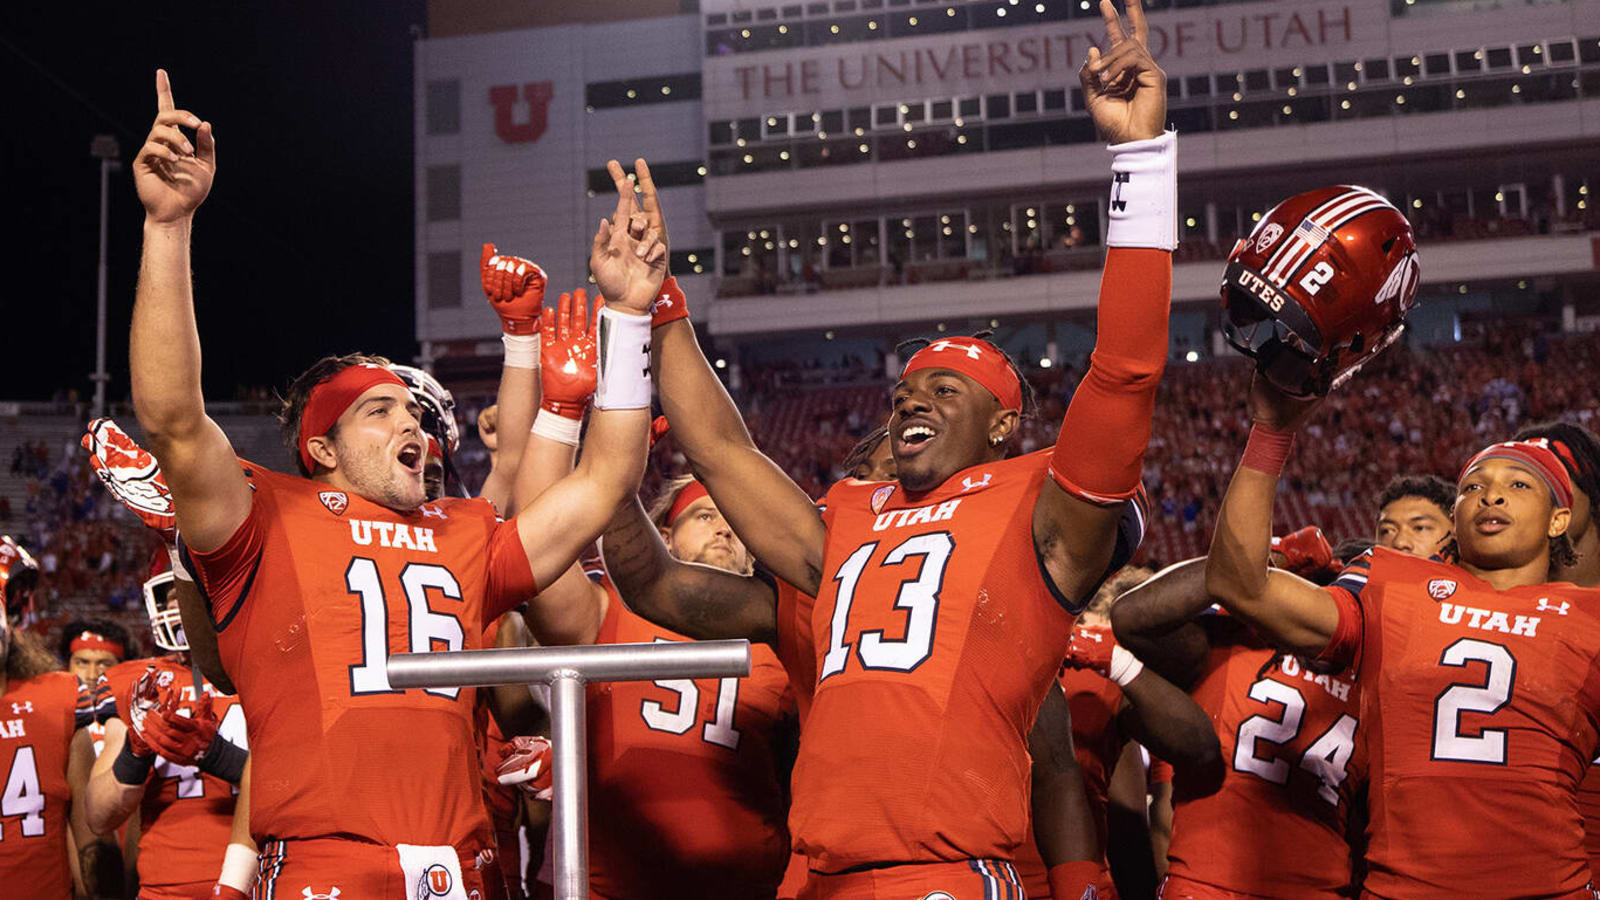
[
  {"xmin": 83, "ymin": 418, "xmax": 177, "ymax": 543},
  {"xmin": 1079, "ymin": 0, "xmax": 1165, "ymax": 144},
  {"xmin": 540, "ymin": 289, "xmax": 599, "ymax": 420},
  {"xmin": 1221, "ymin": 186, "xmax": 1419, "ymax": 398},
  {"xmin": 134, "ymin": 70, "xmax": 215, "ymax": 225},
  {"xmin": 480, "ymin": 243, "xmax": 548, "ymax": 336},
  {"xmin": 497, "ymin": 735, "xmax": 554, "ymax": 800}
]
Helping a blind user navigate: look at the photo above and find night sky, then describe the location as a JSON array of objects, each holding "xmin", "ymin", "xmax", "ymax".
[{"xmin": 2, "ymin": 2, "xmax": 427, "ymax": 402}]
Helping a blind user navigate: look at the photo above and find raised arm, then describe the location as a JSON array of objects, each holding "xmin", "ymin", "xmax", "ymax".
[
  {"xmin": 510, "ymin": 166, "xmax": 658, "ymax": 598},
  {"xmin": 474, "ymin": 243, "xmax": 546, "ymax": 514},
  {"xmin": 1032, "ymin": 0, "xmax": 1175, "ymax": 608},
  {"xmin": 629, "ymin": 161, "xmax": 827, "ymax": 595},
  {"xmin": 1204, "ymin": 376, "xmax": 1341, "ymax": 657},
  {"xmin": 1108, "ymin": 558, "xmax": 1212, "ymax": 689},
  {"xmin": 128, "ymin": 70, "xmax": 251, "ymax": 554},
  {"xmin": 601, "ymin": 494, "xmax": 779, "ymax": 644}
]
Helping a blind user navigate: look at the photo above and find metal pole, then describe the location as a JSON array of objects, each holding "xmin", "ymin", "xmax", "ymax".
[
  {"xmin": 548, "ymin": 671, "xmax": 587, "ymax": 900},
  {"xmin": 90, "ymin": 135, "xmax": 120, "ymax": 418},
  {"xmin": 387, "ymin": 641, "xmax": 751, "ymax": 900}
]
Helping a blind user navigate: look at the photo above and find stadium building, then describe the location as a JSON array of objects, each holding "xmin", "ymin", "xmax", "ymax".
[{"xmin": 413, "ymin": 0, "xmax": 1600, "ymax": 381}]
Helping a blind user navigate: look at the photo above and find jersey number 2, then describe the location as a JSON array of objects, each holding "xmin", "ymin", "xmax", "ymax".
[
  {"xmin": 346, "ymin": 558, "xmax": 467, "ymax": 699},
  {"xmin": 1431, "ymin": 638, "xmax": 1515, "ymax": 764},
  {"xmin": 0, "ymin": 747, "xmax": 44, "ymax": 840},
  {"xmin": 820, "ymin": 532, "xmax": 954, "ymax": 681}
]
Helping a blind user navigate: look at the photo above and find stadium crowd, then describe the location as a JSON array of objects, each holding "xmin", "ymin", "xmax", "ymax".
[{"xmin": 7, "ymin": 7, "xmax": 1600, "ymax": 900}]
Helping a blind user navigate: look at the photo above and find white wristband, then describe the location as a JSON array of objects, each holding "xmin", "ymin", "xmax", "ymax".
[
  {"xmin": 531, "ymin": 409, "xmax": 582, "ymax": 446},
  {"xmin": 1106, "ymin": 130, "xmax": 1178, "ymax": 251},
  {"xmin": 592, "ymin": 306, "xmax": 652, "ymax": 410},
  {"xmin": 218, "ymin": 842, "xmax": 258, "ymax": 890},
  {"xmin": 1108, "ymin": 644, "xmax": 1145, "ymax": 687},
  {"xmin": 502, "ymin": 333, "xmax": 540, "ymax": 370}
]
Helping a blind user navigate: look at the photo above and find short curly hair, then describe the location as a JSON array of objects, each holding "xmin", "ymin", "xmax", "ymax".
[{"xmin": 1377, "ymin": 474, "xmax": 1456, "ymax": 520}]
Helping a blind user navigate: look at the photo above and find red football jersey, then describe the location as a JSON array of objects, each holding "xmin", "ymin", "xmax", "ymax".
[
  {"xmin": 1163, "ymin": 615, "xmax": 1362, "ymax": 897},
  {"xmin": 1324, "ymin": 547, "xmax": 1600, "ymax": 898},
  {"xmin": 790, "ymin": 449, "xmax": 1142, "ymax": 871},
  {"xmin": 773, "ymin": 576, "xmax": 817, "ymax": 724},
  {"xmin": 0, "ymin": 671, "xmax": 80, "ymax": 900},
  {"xmin": 188, "ymin": 466, "xmax": 537, "ymax": 848},
  {"xmin": 587, "ymin": 580, "xmax": 794, "ymax": 899},
  {"xmin": 475, "ymin": 617, "xmax": 520, "ymax": 848},
  {"xmin": 1014, "ymin": 670, "xmax": 1126, "ymax": 899},
  {"xmin": 103, "ymin": 657, "xmax": 245, "ymax": 890}
]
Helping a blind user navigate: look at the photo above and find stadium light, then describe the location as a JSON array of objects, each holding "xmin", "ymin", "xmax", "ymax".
[
  {"xmin": 715, "ymin": 358, "xmax": 728, "ymax": 369},
  {"xmin": 1039, "ymin": 357, "xmax": 1053, "ymax": 368},
  {"xmin": 1186, "ymin": 350, "xmax": 1200, "ymax": 362}
]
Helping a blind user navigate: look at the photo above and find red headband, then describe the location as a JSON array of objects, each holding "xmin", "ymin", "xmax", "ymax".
[
  {"xmin": 1459, "ymin": 439, "xmax": 1575, "ymax": 509},
  {"xmin": 666, "ymin": 481, "xmax": 711, "ymax": 526},
  {"xmin": 425, "ymin": 435, "xmax": 443, "ymax": 462},
  {"xmin": 69, "ymin": 631, "xmax": 125, "ymax": 660},
  {"xmin": 297, "ymin": 364, "xmax": 408, "ymax": 474},
  {"xmin": 902, "ymin": 338, "xmax": 1023, "ymax": 411}
]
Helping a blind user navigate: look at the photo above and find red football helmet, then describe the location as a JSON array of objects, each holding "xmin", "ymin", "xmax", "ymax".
[
  {"xmin": 1221, "ymin": 185, "xmax": 1420, "ymax": 397},
  {"xmin": 0, "ymin": 535, "xmax": 39, "ymax": 623}
]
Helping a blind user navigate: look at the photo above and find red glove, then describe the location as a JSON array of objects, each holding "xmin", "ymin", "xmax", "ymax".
[
  {"xmin": 82, "ymin": 418, "xmax": 176, "ymax": 542},
  {"xmin": 122, "ymin": 666, "xmax": 166, "ymax": 758},
  {"xmin": 650, "ymin": 275, "xmax": 689, "ymax": 329},
  {"xmin": 1064, "ymin": 624, "xmax": 1144, "ymax": 686},
  {"xmin": 539, "ymin": 289, "xmax": 598, "ymax": 419},
  {"xmin": 143, "ymin": 689, "xmax": 219, "ymax": 766},
  {"xmin": 1272, "ymin": 525, "xmax": 1337, "ymax": 579},
  {"xmin": 497, "ymin": 735, "xmax": 554, "ymax": 800},
  {"xmin": 649, "ymin": 415, "xmax": 671, "ymax": 450},
  {"xmin": 480, "ymin": 243, "xmax": 548, "ymax": 336}
]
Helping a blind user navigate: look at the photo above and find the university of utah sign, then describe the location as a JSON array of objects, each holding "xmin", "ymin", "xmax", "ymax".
[{"xmin": 489, "ymin": 82, "xmax": 553, "ymax": 144}]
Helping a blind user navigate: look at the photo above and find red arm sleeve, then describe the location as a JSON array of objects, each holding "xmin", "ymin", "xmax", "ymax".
[
  {"xmin": 1315, "ymin": 586, "xmax": 1364, "ymax": 671},
  {"xmin": 183, "ymin": 496, "xmax": 269, "ymax": 633},
  {"xmin": 1049, "ymin": 247, "xmax": 1172, "ymax": 503},
  {"xmin": 484, "ymin": 516, "xmax": 540, "ymax": 623}
]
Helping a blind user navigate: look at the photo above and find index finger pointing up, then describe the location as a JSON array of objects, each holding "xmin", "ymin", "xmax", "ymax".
[
  {"xmin": 155, "ymin": 69, "xmax": 176, "ymax": 112},
  {"xmin": 607, "ymin": 159, "xmax": 636, "ymax": 224},
  {"xmin": 1098, "ymin": 0, "xmax": 1127, "ymax": 46}
]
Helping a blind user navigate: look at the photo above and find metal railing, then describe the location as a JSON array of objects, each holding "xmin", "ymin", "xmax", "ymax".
[{"xmin": 387, "ymin": 640, "xmax": 752, "ymax": 900}]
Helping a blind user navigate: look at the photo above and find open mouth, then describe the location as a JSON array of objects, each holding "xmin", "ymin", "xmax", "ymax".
[
  {"xmin": 397, "ymin": 443, "xmax": 423, "ymax": 474},
  {"xmin": 1473, "ymin": 512, "xmax": 1511, "ymax": 535},
  {"xmin": 896, "ymin": 422, "xmax": 938, "ymax": 457}
]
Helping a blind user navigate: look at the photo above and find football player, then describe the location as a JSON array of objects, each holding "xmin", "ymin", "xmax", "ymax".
[
  {"xmin": 83, "ymin": 551, "xmax": 250, "ymax": 900},
  {"xmin": 126, "ymin": 69, "xmax": 657, "ymax": 896},
  {"xmin": 1373, "ymin": 474, "xmax": 1455, "ymax": 558},
  {"xmin": 1, "ymin": 590, "xmax": 115, "ymax": 897},
  {"xmin": 621, "ymin": 2, "xmax": 1174, "ymax": 892},
  {"xmin": 58, "ymin": 619, "xmax": 134, "ymax": 686},
  {"xmin": 0, "ymin": 535, "xmax": 40, "ymax": 627},
  {"xmin": 498, "ymin": 286, "xmax": 797, "ymax": 900},
  {"xmin": 1207, "ymin": 378, "xmax": 1600, "ymax": 897}
]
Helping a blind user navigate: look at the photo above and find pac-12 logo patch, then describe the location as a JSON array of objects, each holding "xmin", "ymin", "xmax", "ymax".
[
  {"xmin": 318, "ymin": 491, "xmax": 349, "ymax": 515},
  {"xmin": 419, "ymin": 863, "xmax": 453, "ymax": 896},
  {"xmin": 919, "ymin": 894, "xmax": 956, "ymax": 900},
  {"xmin": 870, "ymin": 484, "xmax": 895, "ymax": 514},
  {"xmin": 1427, "ymin": 579, "xmax": 1457, "ymax": 600},
  {"xmin": 1254, "ymin": 222, "xmax": 1284, "ymax": 254}
]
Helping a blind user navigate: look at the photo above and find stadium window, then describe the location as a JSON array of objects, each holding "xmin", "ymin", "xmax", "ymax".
[
  {"xmin": 807, "ymin": 2, "xmax": 828, "ymax": 12},
  {"xmin": 821, "ymin": 110, "xmax": 845, "ymax": 133},
  {"xmin": 1363, "ymin": 58, "xmax": 1391, "ymax": 81},
  {"xmin": 930, "ymin": 99, "xmax": 954, "ymax": 120},
  {"xmin": 782, "ymin": 4, "xmax": 803, "ymax": 15},
  {"xmin": 1303, "ymin": 64, "xmax": 1331, "ymax": 86},
  {"xmin": 848, "ymin": 106, "xmax": 873, "ymax": 132},
  {"xmin": 1333, "ymin": 61, "xmax": 1359, "ymax": 84},
  {"xmin": 958, "ymin": 96, "xmax": 981, "ymax": 119},
  {"xmin": 937, "ymin": 211, "xmax": 968, "ymax": 258},
  {"xmin": 1546, "ymin": 39, "xmax": 1575, "ymax": 64},
  {"xmin": 902, "ymin": 101, "xmax": 927, "ymax": 123},
  {"xmin": 585, "ymin": 161, "xmax": 705, "ymax": 193},
  {"xmin": 763, "ymin": 114, "xmax": 791, "ymax": 139},
  {"xmin": 709, "ymin": 121, "xmax": 735, "ymax": 146},
  {"xmin": 1485, "ymin": 47, "xmax": 1513, "ymax": 69},
  {"xmin": 1515, "ymin": 43, "xmax": 1542, "ymax": 67},
  {"xmin": 1579, "ymin": 37, "xmax": 1600, "ymax": 64},
  {"xmin": 1166, "ymin": 80, "xmax": 1183, "ymax": 100},
  {"xmin": 1272, "ymin": 67, "xmax": 1298, "ymax": 89},
  {"xmin": 1042, "ymin": 88, "xmax": 1067, "ymax": 112},
  {"xmin": 1424, "ymin": 52, "xmax": 1452, "ymax": 75},
  {"xmin": 732, "ymin": 10, "xmax": 754, "ymax": 21},
  {"xmin": 1394, "ymin": 56, "xmax": 1421, "ymax": 79},
  {"xmin": 1243, "ymin": 69, "xmax": 1270, "ymax": 92},
  {"xmin": 425, "ymin": 80, "xmax": 460, "ymax": 135},
  {"xmin": 985, "ymin": 94, "xmax": 1012, "ymax": 120},
  {"xmin": 736, "ymin": 117, "xmax": 762, "ymax": 141},
  {"xmin": 427, "ymin": 251, "xmax": 462, "ymax": 310},
  {"xmin": 1014, "ymin": 91, "xmax": 1039, "ymax": 115},
  {"xmin": 1069, "ymin": 87, "xmax": 1085, "ymax": 111},
  {"xmin": 585, "ymin": 73, "xmax": 702, "ymax": 109},
  {"xmin": 874, "ymin": 104, "xmax": 900, "ymax": 127},
  {"xmin": 1184, "ymin": 75, "xmax": 1212, "ymax": 96},
  {"xmin": 425, "ymin": 165, "xmax": 460, "ymax": 223},
  {"xmin": 1454, "ymin": 49, "xmax": 1482, "ymax": 73},
  {"xmin": 706, "ymin": 12, "xmax": 728, "ymax": 25},
  {"xmin": 669, "ymin": 248, "xmax": 715, "ymax": 275},
  {"xmin": 758, "ymin": 6, "xmax": 780, "ymax": 18}
]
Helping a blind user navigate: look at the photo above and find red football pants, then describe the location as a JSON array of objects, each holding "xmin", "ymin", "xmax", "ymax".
[{"xmin": 252, "ymin": 836, "xmax": 486, "ymax": 899}]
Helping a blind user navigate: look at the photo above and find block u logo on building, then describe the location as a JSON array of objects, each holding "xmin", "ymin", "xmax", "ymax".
[{"xmin": 489, "ymin": 82, "xmax": 553, "ymax": 144}]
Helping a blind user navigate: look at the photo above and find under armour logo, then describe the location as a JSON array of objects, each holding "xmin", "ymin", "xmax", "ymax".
[
  {"xmin": 301, "ymin": 888, "xmax": 341, "ymax": 900},
  {"xmin": 10, "ymin": 702, "xmax": 32, "ymax": 714},
  {"xmin": 651, "ymin": 294, "xmax": 675, "ymax": 313},
  {"xmin": 1536, "ymin": 597, "xmax": 1570, "ymax": 615},
  {"xmin": 1111, "ymin": 171, "xmax": 1130, "ymax": 212},
  {"xmin": 420, "ymin": 505, "xmax": 447, "ymax": 520},
  {"xmin": 928, "ymin": 339, "xmax": 982, "ymax": 360},
  {"xmin": 960, "ymin": 473, "xmax": 992, "ymax": 492}
]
